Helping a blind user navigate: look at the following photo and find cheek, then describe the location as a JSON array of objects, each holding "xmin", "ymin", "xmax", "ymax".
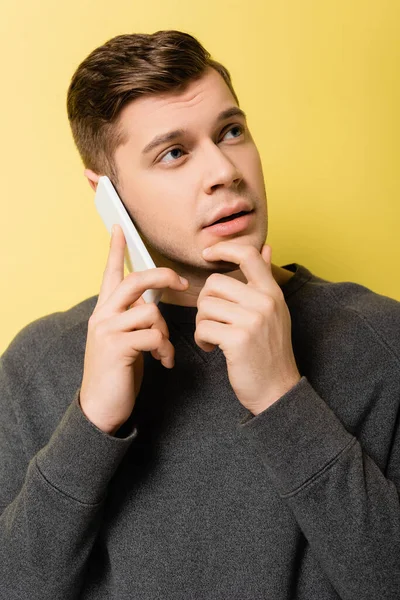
[
  {"xmin": 248, "ymin": 146, "xmax": 264, "ymax": 178},
  {"xmin": 238, "ymin": 142, "xmax": 264, "ymax": 185}
]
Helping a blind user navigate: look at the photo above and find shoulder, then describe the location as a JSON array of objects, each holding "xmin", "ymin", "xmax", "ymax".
[
  {"xmin": 321, "ymin": 278, "xmax": 400, "ymax": 363},
  {"xmin": 3, "ymin": 294, "xmax": 98, "ymax": 369},
  {"xmin": 1, "ymin": 295, "xmax": 99, "ymax": 448},
  {"xmin": 290, "ymin": 266, "xmax": 400, "ymax": 366}
]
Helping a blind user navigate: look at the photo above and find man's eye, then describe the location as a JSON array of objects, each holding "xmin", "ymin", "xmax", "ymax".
[
  {"xmin": 158, "ymin": 125, "xmax": 244, "ymax": 164},
  {"xmin": 159, "ymin": 147, "xmax": 186, "ymax": 164},
  {"xmin": 223, "ymin": 124, "xmax": 244, "ymax": 140}
]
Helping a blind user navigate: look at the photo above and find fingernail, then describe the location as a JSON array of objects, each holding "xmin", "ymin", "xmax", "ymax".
[
  {"xmin": 179, "ymin": 276, "xmax": 188, "ymax": 285},
  {"xmin": 111, "ymin": 225, "xmax": 116, "ymax": 235}
]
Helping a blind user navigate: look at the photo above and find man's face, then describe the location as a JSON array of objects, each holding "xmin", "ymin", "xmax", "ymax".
[{"xmin": 112, "ymin": 66, "xmax": 268, "ymax": 305}]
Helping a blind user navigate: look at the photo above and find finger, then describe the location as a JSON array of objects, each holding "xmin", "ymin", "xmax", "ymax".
[
  {"xmin": 107, "ymin": 267, "xmax": 188, "ymax": 314},
  {"xmin": 113, "ymin": 302, "xmax": 170, "ymax": 346},
  {"xmin": 198, "ymin": 279, "xmax": 277, "ymax": 332},
  {"xmin": 114, "ymin": 304, "xmax": 175, "ymax": 365},
  {"xmin": 126, "ymin": 303, "xmax": 173, "ymax": 365},
  {"xmin": 124, "ymin": 329, "xmax": 175, "ymax": 367},
  {"xmin": 202, "ymin": 242, "xmax": 276, "ymax": 293},
  {"xmin": 97, "ymin": 225, "xmax": 131, "ymax": 308}
]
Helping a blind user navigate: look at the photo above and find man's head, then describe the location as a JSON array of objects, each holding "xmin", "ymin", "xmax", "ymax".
[{"xmin": 67, "ymin": 30, "xmax": 270, "ymax": 305}]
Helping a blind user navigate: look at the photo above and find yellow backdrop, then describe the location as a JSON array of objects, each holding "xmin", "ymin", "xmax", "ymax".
[{"xmin": 1, "ymin": 0, "xmax": 399, "ymax": 355}]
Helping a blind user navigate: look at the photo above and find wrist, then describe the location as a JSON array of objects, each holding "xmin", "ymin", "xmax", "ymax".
[{"xmin": 78, "ymin": 393, "xmax": 122, "ymax": 436}]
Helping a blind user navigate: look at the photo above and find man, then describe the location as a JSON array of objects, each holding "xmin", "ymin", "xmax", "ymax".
[{"xmin": 0, "ymin": 29, "xmax": 399, "ymax": 600}]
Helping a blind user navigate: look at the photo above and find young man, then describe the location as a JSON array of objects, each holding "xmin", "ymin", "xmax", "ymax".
[{"xmin": 1, "ymin": 30, "xmax": 399, "ymax": 600}]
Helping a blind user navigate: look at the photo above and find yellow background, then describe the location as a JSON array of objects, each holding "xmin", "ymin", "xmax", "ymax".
[{"xmin": 1, "ymin": 0, "xmax": 399, "ymax": 355}]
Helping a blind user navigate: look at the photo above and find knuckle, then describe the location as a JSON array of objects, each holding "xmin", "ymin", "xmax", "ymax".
[
  {"xmin": 264, "ymin": 295, "xmax": 276, "ymax": 312},
  {"xmin": 206, "ymin": 273, "xmax": 221, "ymax": 286},
  {"xmin": 251, "ymin": 311, "xmax": 264, "ymax": 329},
  {"xmin": 126, "ymin": 271, "xmax": 140, "ymax": 284},
  {"xmin": 194, "ymin": 322, "xmax": 205, "ymax": 339},
  {"xmin": 276, "ymin": 288, "xmax": 285, "ymax": 303},
  {"xmin": 88, "ymin": 313, "xmax": 101, "ymax": 329},
  {"xmin": 147, "ymin": 302, "xmax": 159, "ymax": 316},
  {"xmin": 90, "ymin": 318, "xmax": 109, "ymax": 339},
  {"xmin": 153, "ymin": 329, "xmax": 164, "ymax": 345}
]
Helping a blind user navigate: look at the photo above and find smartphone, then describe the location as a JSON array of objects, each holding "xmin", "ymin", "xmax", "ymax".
[{"xmin": 94, "ymin": 175, "xmax": 162, "ymax": 305}]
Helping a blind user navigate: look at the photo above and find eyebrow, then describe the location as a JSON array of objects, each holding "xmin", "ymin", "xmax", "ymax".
[{"xmin": 141, "ymin": 106, "xmax": 247, "ymax": 155}]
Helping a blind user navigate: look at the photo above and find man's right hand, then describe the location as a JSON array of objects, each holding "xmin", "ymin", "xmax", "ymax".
[{"xmin": 79, "ymin": 224, "xmax": 189, "ymax": 435}]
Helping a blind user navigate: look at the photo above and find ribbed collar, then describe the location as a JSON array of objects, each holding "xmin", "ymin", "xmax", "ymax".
[{"xmin": 158, "ymin": 263, "xmax": 314, "ymax": 326}]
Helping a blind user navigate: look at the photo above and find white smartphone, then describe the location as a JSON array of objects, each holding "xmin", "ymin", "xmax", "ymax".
[{"xmin": 94, "ymin": 175, "xmax": 162, "ymax": 305}]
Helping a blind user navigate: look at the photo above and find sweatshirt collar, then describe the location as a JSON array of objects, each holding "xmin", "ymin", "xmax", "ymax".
[{"xmin": 158, "ymin": 263, "xmax": 313, "ymax": 325}]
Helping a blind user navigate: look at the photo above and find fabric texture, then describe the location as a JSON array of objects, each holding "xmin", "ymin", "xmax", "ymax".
[{"xmin": 1, "ymin": 262, "xmax": 400, "ymax": 599}]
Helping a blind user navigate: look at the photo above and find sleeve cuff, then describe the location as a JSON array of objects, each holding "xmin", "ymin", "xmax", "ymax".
[
  {"xmin": 237, "ymin": 376, "xmax": 355, "ymax": 497},
  {"xmin": 35, "ymin": 388, "xmax": 138, "ymax": 504}
]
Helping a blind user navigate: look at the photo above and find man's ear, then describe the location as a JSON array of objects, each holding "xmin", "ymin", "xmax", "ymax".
[{"xmin": 84, "ymin": 168, "xmax": 100, "ymax": 191}]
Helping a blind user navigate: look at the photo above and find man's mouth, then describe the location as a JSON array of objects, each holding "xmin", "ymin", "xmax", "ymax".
[
  {"xmin": 202, "ymin": 210, "xmax": 255, "ymax": 236},
  {"xmin": 207, "ymin": 210, "xmax": 253, "ymax": 226},
  {"xmin": 212, "ymin": 210, "xmax": 250, "ymax": 224}
]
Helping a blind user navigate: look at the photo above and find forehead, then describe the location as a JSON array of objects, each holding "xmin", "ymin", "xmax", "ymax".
[{"xmin": 117, "ymin": 68, "xmax": 237, "ymax": 146}]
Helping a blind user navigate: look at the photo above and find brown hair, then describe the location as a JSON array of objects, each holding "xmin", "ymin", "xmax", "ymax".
[{"xmin": 66, "ymin": 30, "xmax": 240, "ymax": 189}]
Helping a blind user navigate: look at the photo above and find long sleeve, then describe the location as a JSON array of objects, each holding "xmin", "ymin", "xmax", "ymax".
[
  {"xmin": 238, "ymin": 376, "xmax": 400, "ymax": 600},
  {"xmin": 0, "ymin": 354, "xmax": 138, "ymax": 600}
]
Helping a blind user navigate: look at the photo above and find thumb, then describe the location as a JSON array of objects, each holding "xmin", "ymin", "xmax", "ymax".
[{"xmin": 261, "ymin": 243, "xmax": 272, "ymax": 264}]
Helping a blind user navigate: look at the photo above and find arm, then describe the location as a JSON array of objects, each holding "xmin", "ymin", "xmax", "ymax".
[
  {"xmin": 0, "ymin": 355, "xmax": 137, "ymax": 600},
  {"xmin": 239, "ymin": 376, "xmax": 400, "ymax": 600}
]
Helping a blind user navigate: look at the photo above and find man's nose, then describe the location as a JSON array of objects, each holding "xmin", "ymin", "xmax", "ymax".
[{"xmin": 201, "ymin": 142, "xmax": 243, "ymax": 193}]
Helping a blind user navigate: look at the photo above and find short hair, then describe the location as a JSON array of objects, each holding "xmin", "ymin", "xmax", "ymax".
[{"xmin": 66, "ymin": 30, "xmax": 240, "ymax": 189}]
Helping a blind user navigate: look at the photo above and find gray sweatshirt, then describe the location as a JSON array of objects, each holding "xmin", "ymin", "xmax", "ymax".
[{"xmin": 1, "ymin": 263, "xmax": 400, "ymax": 600}]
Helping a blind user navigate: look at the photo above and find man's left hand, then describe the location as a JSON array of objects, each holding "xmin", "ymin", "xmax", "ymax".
[{"xmin": 195, "ymin": 242, "xmax": 301, "ymax": 416}]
